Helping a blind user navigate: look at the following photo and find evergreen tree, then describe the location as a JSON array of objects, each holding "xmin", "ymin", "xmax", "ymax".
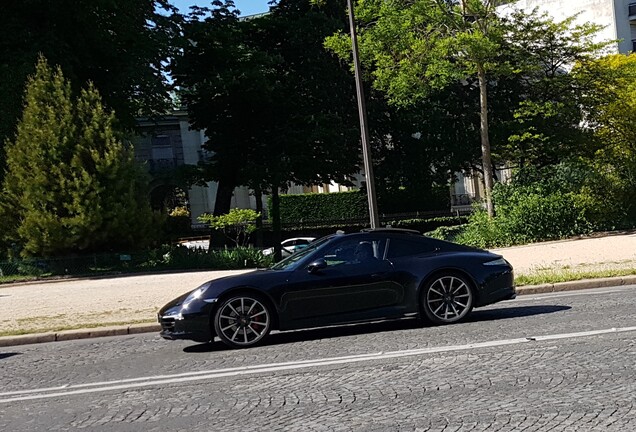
[{"xmin": 0, "ymin": 57, "xmax": 154, "ymax": 257}]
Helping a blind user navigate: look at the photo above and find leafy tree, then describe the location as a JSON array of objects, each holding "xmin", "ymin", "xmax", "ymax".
[
  {"xmin": 174, "ymin": 0, "xmax": 360, "ymax": 203},
  {"xmin": 577, "ymin": 54, "xmax": 636, "ymax": 155},
  {"xmin": 324, "ymin": 2, "xmax": 612, "ymax": 216},
  {"xmin": 492, "ymin": 10, "xmax": 609, "ymax": 168},
  {"xmin": 367, "ymin": 84, "xmax": 480, "ymax": 211},
  {"xmin": 199, "ymin": 208, "xmax": 260, "ymax": 247},
  {"xmin": 0, "ymin": 57, "xmax": 155, "ymax": 257},
  {"xmin": 575, "ymin": 53, "xmax": 636, "ymax": 222},
  {"xmin": 325, "ymin": 0, "xmax": 508, "ymax": 216},
  {"xmin": 0, "ymin": 0, "xmax": 180, "ymax": 182},
  {"xmin": 173, "ymin": 0, "xmax": 362, "ymax": 259}
]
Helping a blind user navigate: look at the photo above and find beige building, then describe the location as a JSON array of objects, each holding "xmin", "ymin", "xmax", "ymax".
[
  {"xmin": 500, "ymin": 0, "xmax": 636, "ymax": 54},
  {"xmin": 135, "ymin": 111, "xmax": 261, "ymax": 227}
]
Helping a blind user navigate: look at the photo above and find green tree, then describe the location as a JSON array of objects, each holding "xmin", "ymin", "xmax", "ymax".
[
  {"xmin": 577, "ymin": 54, "xmax": 636, "ymax": 155},
  {"xmin": 0, "ymin": 0, "xmax": 180, "ymax": 183},
  {"xmin": 173, "ymin": 0, "xmax": 362, "ymax": 259},
  {"xmin": 325, "ymin": 0, "xmax": 507, "ymax": 216},
  {"xmin": 575, "ymin": 53, "xmax": 636, "ymax": 222},
  {"xmin": 493, "ymin": 10, "xmax": 609, "ymax": 168},
  {"xmin": 0, "ymin": 57, "xmax": 154, "ymax": 257}
]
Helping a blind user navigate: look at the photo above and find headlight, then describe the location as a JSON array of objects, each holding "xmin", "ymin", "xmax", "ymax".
[
  {"xmin": 483, "ymin": 257, "xmax": 509, "ymax": 266},
  {"xmin": 183, "ymin": 282, "xmax": 211, "ymax": 305}
]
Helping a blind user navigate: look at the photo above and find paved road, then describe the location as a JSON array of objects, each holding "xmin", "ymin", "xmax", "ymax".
[{"xmin": 1, "ymin": 286, "xmax": 635, "ymax": 431}]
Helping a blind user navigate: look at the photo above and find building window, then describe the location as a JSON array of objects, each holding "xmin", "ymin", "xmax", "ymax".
[{"xmin": 152, "ymin": 146, "xmax": 174, "ymax": 160}]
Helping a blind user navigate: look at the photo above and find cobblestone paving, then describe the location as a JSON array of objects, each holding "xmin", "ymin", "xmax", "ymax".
[{"xmin": 1, "ymin": 286, "xmax": 635, "ymax": 431}]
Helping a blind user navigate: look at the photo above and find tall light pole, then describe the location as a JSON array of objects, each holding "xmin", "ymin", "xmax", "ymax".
[{"xmin": 347, "ymin": 0, "xmax": 380, "ymax": 229}]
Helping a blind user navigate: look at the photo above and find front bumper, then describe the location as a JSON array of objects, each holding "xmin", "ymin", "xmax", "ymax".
[
  {"xmin": 477, "ymin": 269, "xmax": 516, "ymax": 307},
  {"xmin": 159, "ymin": 306, "xmax": 214, "ymax": 343}
]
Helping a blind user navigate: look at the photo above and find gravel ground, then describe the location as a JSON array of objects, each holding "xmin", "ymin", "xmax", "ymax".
[
  {"xmin": 490, "ymin": 231, "xmax": 636, "ymax": 274},
  {"xmin": 2, "ymin": 232, "xmax": 635, "ymax": 334}
]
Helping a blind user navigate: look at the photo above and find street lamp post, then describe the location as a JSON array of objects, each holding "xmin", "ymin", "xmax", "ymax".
[{"xmin": 346, "ymin": 0, "xmax": 380, "ymax": 229}]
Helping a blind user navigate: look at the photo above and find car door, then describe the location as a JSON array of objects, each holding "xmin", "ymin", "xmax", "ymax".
[{"xmin": 278, "ymin": 237, "xmax": 406, "ymax": 329}]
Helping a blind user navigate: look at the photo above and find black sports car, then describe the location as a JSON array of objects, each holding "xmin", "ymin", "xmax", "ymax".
[{"xmin": 159, "ymin": 229, "xmax": 515, "ymax": 348}]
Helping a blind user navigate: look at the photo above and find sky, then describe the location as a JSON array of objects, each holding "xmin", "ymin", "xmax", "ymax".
[{"xmin": 169, "ymin": 0, "xmax": 271, "ymax": 16}]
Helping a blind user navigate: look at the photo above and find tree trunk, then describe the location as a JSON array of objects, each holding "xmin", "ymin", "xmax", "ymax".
[
  {"xmin": 254, "ymin": 187, "xmax": 264, "ymax": 248},
  {"xmin": 270, "ymin": 186, "xmax": 282, "ymax": 262},
  {"xmin": 477, "ymin": 65, "xmax": 495, "ymax": 218},
  {"xmin": 213, "ymin": 180, "xmax": 234, "ymax": 216}
]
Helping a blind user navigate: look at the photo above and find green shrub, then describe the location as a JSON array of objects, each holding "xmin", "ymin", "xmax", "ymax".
[
  {"xmin": 455, "ymin": 208, "xmax": 517, "ymax": 248},
  {"xmin": 142, "ymin": 245, "xmax": 272, "ymax": 270},
  {"xmin": 198, "ymin": 209, "xmax": 260, "ymax": 246},
  {"xmin": 426, "ymin": 225, "xmax": 467, "ymax": 242},
  {"xmin": 450, "ymin": 162, "xmax": 623, "ymax": 249}
]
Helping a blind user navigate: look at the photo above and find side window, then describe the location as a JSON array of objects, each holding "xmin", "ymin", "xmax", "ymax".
[
  {"xmin": 319, "ymin": 238, "xmax": 386, "ymax": 267},
  {"xmin": 386, "ymin": 238, "xmax": 437, "ymax": 259}
]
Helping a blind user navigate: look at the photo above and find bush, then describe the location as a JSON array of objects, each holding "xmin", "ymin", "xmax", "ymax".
[
  {"xmin": 425, "ymin": 225, "xmax": 467, "ymax": 243},
  {"xmin": 142, "ymin": 245, "xmax": 273, "ymax": 270},
  {"xmin": 198, "ymin": 208, "xmax": 260, "ymax": 246},
  {"xmin": 449, "ymin": 162, "xmax": 627, "ymax": 249}
]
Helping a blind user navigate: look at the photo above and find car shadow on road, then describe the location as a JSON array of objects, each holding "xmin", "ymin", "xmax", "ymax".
[
  {"xmin": 0, "ymin": 353, "xmax": 21, "ymax": 360},
  {"xmin": 467, "ymin": 305, "xmax": 571, "ymax": 323},
  {"xmin": 183, "ymin": 304, "xmax": 571, "ymax": 353}
]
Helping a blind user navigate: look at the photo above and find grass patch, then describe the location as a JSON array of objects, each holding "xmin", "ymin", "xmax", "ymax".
[
  {"xmin": 516, "ymin": 267, "xmax": 636, "ymax": 286},
  {"xmin": 0, "ymin": 319, "xmax": 156, "ymax": 338}
]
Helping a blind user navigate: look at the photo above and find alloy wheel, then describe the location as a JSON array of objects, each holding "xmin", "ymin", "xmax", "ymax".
[
  {"xmin": 215, "ymin": 296, "xmax": 271, "ymax": 348},
  {"xmin": 424, "ymin": 275, "xmax": 473, "ymax": 324}
]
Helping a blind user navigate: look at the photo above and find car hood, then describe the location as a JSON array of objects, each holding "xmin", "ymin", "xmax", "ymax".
[{"xmin": 160, "ymin": 268, "xmax": 287, "ymax": 314}]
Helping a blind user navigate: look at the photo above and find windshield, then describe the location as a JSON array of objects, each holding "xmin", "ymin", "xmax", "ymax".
[{"xmin": 270, "ymin": 235, "xmax": 334, "ymax": 271}]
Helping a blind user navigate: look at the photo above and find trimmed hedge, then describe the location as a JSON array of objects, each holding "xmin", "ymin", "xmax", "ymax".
[
  {"xmin": 386, "ymin": 216, "xmax": 468, "ymax": 233},
  {"xmin": 270, "ymin": 188, "xmax": 452, "ymax": 224},
  {"xmin": 270, "ymin": 190, "xmax": 368, "ymax": 223},
  {"xmin": 258, "ymin": 216, "xmax": 467, "ymax": 247}
]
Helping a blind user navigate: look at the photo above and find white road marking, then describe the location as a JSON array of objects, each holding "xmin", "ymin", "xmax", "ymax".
[{"xmin": 2, "ymin": 326, "xmax": 636, "ymax": 404}]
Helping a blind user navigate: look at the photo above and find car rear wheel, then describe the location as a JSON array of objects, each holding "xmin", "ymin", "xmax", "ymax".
[
  {"xmin": 422, "ymin": 274, "xmax": 474, "ymax": 325},
  {"xmin": 214, "ymin": 294, "xmax": 272, "ymax": 348}
]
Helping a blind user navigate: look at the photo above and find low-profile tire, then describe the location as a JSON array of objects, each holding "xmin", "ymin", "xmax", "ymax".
[
  {"xmin": 421, "ymin": 273, "xmax": 474, "ymax": 325},
  {"xmin": 214, "ymin": 293, "xmax": 272, "ymax": 348}
]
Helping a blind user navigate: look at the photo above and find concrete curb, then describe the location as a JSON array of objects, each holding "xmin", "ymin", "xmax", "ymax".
[
  {"xmin": 0, "ymin": 323, "xmax": 160, "ymax": 348},
  {"xmin": 1, "ymin": 276, "xmax": 636, "ymax": 348},
  {"xmin": 515, "ymin": 275, "xmax": 636, "ymax": 295}
]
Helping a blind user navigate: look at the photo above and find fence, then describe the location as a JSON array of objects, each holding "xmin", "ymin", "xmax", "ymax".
[
  {"xmin": 0, "ymin": 252, "xmax": 153, "ymax": 281},
  {"xmin": 0, "ymin": 245, "xmax": 275, "ymax": 284}
]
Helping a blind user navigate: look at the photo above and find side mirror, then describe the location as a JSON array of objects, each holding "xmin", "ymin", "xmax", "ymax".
[{"xmin": 307, "ymin": 258, "xmax": 328, "ymax": 274}]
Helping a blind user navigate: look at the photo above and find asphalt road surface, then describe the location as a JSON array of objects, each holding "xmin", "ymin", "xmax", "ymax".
[{"xmin": 1, "ymin": 286, "xmax": 636, "ymax": 431}]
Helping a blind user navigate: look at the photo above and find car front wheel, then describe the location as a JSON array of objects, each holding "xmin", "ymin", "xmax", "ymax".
[
  {"xmin": 214, "ymin": 294, "xmax": 272, "ymax": 348},
  {"xmin": 422, "ymin": 274, "xmax": 474, "ymax": 325}
]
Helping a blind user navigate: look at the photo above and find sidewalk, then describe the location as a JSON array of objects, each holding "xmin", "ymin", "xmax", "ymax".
[{"xmin": 1, "ymin": 232, "xmax": 635, "ymax": 346}]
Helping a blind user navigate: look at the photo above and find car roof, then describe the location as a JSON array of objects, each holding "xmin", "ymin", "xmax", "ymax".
[{"xmin": 359, "ymin": 228, "xmax": 421, "ymax": 235}]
